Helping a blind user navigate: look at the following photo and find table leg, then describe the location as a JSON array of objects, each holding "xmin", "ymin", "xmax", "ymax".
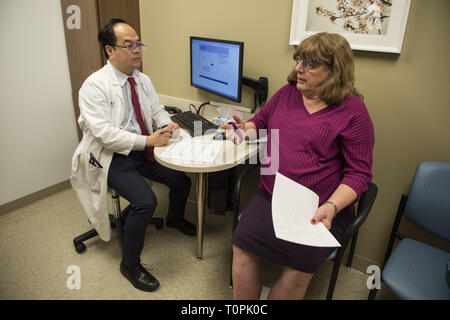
[{"xmin": 196, "ymin": 172, "xmax": 207, "ymax": 260}]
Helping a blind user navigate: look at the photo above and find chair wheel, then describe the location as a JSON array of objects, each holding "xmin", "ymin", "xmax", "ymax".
[
  {"xmin": 154, "ymin": 220, "xmax": 164, "ymax": 230},
  {"xmin": 74, "ymin": 242, "xmax": 86, "ymax": 254}
]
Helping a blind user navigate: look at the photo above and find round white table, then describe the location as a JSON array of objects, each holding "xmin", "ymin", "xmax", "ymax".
[{"xmin": 154, "ymin": 129, "xmax": 262, "ymax": 260}]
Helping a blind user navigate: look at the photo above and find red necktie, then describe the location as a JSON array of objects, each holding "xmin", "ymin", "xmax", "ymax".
[{"xmin": 128, "ymin": 77, "xmax": 154, "ymax": 162}]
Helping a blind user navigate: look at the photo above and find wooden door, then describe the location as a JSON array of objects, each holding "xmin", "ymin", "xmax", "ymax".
[
  {"xmin": 61, "ymin": 0, "xmax": 103, "ymax": 140},
  {"xmin": 97, "ymin": 0, "xmax": 142, "ymax": 70},
  {"xmin": 61, "ymin": 0, "xmax": 141, "ymax": 141}
]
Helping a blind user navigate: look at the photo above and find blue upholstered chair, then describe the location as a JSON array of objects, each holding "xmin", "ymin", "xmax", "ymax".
[
  {"xmin": 368, "ymin": 161, "xmax": 450, "ymax": 300},
  {"xmin": 230, "ymin": 164, "xmax": 378, "ymax": 300}
]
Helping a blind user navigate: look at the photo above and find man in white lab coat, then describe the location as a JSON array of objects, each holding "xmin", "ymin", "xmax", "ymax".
[{"xmin": 70, "ymin": 19, "xmax": 194, "ymax": 292}]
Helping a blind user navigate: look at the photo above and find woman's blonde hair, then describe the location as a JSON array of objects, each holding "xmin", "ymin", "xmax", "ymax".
[{"xmin": 287, "ymin": 32, "xmax": 363, "ymax": 104}]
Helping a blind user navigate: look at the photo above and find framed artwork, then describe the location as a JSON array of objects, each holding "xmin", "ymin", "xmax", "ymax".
[{"xmin": 289, "ymin": 0, "xmax": 411, "ymax": 53}]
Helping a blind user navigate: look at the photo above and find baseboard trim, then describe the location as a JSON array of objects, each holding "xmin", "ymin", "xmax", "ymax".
[
  {"xmin": 0, "ymin": 180, "xmax": 71, "ymax": 217},
  {"xmin": 339, "ymin": 250, "xmax": 381, "ymax": 273}
]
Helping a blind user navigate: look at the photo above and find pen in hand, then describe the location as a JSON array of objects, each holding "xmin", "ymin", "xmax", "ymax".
[{"xmin": 158, "ymin": 124, "xmax": 171, "ymax": 135}]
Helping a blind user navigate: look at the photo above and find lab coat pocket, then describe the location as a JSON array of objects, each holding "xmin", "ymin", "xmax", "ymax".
[
  {"xmin": 88, "ymin": 166, "xmax": 102, "ymax": 193},
  {"xmin": 87, "ymin": 150, "xmax": 103, "ymax": 193}
]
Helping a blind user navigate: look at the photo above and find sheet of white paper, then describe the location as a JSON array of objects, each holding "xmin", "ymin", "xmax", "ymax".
[
  {"xmin": 160, "ymin": 140, "xmax": 223, "ymax": 163},
  {"xmin": 271, "ymin": 172, "xmax": 341, "ymax": 247}
]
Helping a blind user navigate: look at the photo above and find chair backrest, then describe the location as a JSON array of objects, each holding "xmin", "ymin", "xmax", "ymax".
[{"xmin": 404, "ymin": 161, "xmax": 450, "ymax": 242}]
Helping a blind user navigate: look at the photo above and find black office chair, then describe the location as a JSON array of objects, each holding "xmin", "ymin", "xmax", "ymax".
[
  {"xmin": 73, "ymin": 188, "xmax": 164, "ymax": 254},
  {"xmin": 325, "ymin": 182, "xmax": 378, "ymax": 299},
  {"xmin": 229, "ymin": 164, "xmax": 378, "ymax": 300},
  {"xmin": 368, "ymin": 161, "xmax": 450, "ymax": 300}
]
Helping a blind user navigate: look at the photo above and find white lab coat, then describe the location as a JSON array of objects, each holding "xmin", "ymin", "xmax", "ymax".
[{"xmin": 70, "ymin": 61, "xmax": 171, "ymax": 241}]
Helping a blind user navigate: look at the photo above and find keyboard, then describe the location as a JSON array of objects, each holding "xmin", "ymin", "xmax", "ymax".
[{"xmin": 171, "ymin": 111, "xmax": 218, "ymax": 137}]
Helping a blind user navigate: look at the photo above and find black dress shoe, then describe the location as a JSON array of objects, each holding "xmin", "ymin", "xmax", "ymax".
[
  {"xmin": 120, "ymin": 263, "xmax": 160, "ymax": 292},
  {"xmin": 166, "ymin": 217, "xmax": 197, "ymax": 236}
]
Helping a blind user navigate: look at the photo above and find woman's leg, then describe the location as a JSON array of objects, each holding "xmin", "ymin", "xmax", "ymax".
[
  {"xmin": 267, "ymin": 266, "xmax": 313, "ymax": 300},
  {"xmin": 232, "ymin": 245, "xmax": 262, "ymax": 300}
]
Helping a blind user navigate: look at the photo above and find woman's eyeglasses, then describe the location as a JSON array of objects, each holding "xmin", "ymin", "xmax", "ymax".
[
  {"xmin": 295, "ymin": 56, "xmax": 333, "ymax": 70},
  {"xmin": 294, "ymin": 57, "xmax": 316, "ymax": 70}
]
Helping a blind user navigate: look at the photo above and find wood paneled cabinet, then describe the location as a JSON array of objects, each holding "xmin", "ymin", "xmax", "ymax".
[{"xmin": 61, "ymin": 0, "xmax": 141, "ymax": 140}]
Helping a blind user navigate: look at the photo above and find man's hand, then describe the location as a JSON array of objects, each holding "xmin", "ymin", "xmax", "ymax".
[
  {"xmin": 165, "ymin": 122, "xmax": 179, "ymax": 131},
  {"xmin": 146, "ymin": 128, "xmax": 172, "ymax": 147},
  {"xmin": 165, "ymin": 122, "xmax": 180, "ymax": 140}
]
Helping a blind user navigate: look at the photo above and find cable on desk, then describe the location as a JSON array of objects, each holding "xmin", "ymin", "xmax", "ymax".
[
  {"xmin": 189, "ymin": 103, "xmax": 198, "ymax": 114},
  {"xmin": 196, "ymin": 102, "xmax": 210, "ymax": 115}
]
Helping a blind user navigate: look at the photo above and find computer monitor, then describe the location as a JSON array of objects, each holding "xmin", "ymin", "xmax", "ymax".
[{"xmin": 190, "ymin": 36, "xmax": 244, "ymax": 102}]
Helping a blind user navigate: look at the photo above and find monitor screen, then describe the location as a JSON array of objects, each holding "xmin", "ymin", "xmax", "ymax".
[{"xmin": 190, "ymin": 36, "xmax": 244, "ymax": 102}]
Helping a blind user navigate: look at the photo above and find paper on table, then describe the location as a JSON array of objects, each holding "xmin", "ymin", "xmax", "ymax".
[
  {"xmin": 271, "ymin": 172, "xmax": 341, "ymax": 247},
  {"xmin": 160, "ymin": 139, "xmax": 223, "ymax": 163}
]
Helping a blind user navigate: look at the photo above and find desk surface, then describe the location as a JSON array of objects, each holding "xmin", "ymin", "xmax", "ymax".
[
  {"xmin": 153, "ymin": 106, "xmax": 262, "ymax": 259},
  {"xmin": 154, "ymin": 124, "xmax": 264, "ymax": 172}
]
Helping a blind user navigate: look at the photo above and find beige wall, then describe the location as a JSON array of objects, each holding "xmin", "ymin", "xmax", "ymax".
[
  {"xmin": 140, "ymin": 0, "xmax": 295, "ymax": 108},
  {"xmin": 140, "ymin": 0, "xmax": 450, "ymax": 267},
  {"xmin": 0, "ymin": 0, "xmax": 78, "ymax": 206}
]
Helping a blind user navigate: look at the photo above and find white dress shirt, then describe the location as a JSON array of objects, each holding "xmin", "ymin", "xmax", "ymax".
[{"xmin": 110, "ymin": 62, "xmax": 147, "ymax": 151}]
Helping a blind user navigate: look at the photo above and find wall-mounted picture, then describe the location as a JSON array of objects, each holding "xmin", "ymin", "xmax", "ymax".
[{"xmin": 289, "ymin": 0, "xmax": 411, "ymax": 53}]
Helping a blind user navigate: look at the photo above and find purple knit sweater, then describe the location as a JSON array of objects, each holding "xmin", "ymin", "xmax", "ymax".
[{"xmin": 248, "ymin": 84, "xmax": 374, "ymax": 204}]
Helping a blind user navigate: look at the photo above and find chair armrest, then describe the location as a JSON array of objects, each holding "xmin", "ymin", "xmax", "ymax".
[
  {"xmin": 340, "ymin": 183, "xmax": 378, "ymax": 249},
  {"xmin": 231, "ymin": 164, "xmax": 259, "ymax": 230},
  {"xmin": 232, "ymin": 164, "xmax": 259, "ymax": 204}
]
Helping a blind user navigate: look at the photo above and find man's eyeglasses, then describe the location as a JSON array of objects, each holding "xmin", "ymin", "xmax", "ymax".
[
  {"xmin": 294, "ymin": 57, "xmax": 316, "ymax": 71},
  {"xmin": 114, "ymin": 42, "xmax": 147, "ymax": 52}
]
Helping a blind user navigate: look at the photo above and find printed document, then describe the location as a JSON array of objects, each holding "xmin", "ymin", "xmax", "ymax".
[
  {"xmin": 272, "ymin": 172, "xmax": 341, "ymax": 247},
  {"xmin": 160, "ymin": 139, "xmax": 223, "ymax": 163}
]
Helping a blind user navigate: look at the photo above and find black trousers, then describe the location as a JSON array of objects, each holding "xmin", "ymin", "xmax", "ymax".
[{"xmin": 107, "ymin": 151, "xmax": 191, "ymax": 268}]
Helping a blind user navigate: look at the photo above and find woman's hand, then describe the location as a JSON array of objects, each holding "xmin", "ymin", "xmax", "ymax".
[
  {"xmin": 310, "ymin": 202, "xmax": 336, "ymax": 230},
  {"xmin": 310, "ymin": 185, "xmax": 357, "ymax": 230},
  {"xmin": 220, "ymin": 114, "xmax": 245, "ymax": 144},
  {"xmin": 221, "ymin": 114, "xmax": 245, "ymax": 130}
]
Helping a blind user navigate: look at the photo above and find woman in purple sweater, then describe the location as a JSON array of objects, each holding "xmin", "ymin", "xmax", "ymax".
[{"xmin": 223, "ymin": 32, "xmax": 375, "ymax": 300}]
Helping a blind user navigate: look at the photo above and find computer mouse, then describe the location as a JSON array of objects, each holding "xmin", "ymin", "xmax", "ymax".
[
  {"xmin": 213, "ymin": 132, "xmax": 226, "ymax": 140},
  {"xmin": 164, "ymin": 105, "xmax": 182, "ymax": 114}
]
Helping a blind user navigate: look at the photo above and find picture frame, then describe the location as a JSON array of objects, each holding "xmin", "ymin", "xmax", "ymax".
[{"xmin": 289, "ymin": 0, "xmax": 411, "ymax": 53}]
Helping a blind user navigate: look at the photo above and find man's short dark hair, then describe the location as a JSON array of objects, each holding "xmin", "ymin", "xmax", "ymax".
[{"xmin": 98, "ymin": 18, "xmax": 128, "ymax": 59}]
